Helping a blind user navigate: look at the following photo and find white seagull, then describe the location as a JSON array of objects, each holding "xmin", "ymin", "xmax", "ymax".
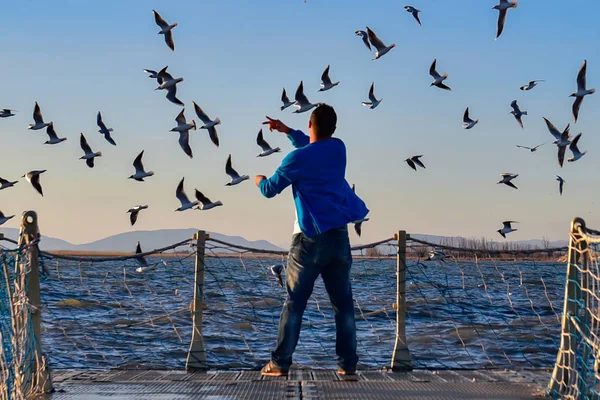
[
  {"xmin": 520, "ymin": 80, "xmax": 544, "ymax": 91},
  {"xmin": 28, "ymin": 102, "xmax": 51, "ymax": 130},
  {"xmin": 79, "ymin": 133, "xmax": 102, "ymax": 168},
  {"xmin": 127, "ymin": 205, "xmax": 148, "ymax": 226},
  {"xmin": 493, "ymin": 0, "xmax": 518, "ymax": 40},
  {"xmin": 497, "ymin": 173, "xmax": 518, "ymax": 190},
  {"xmin": 0, "ymin": 109, "xmax": 16, "ymax": 118},
  {"xmin": 430, "ymin": 59, "xmax": 451, "ymax": 91},
  {"xmin": 516, "ymin": 143, "xmax": 545, "ymax": 152},
  {"xmin": 175, "ymin": 178, "xmax": 199, "ymax": 212},
  {"xmin": 293, "ymin": 81, "xmax": 318, "ymax": 113},
  {"xmin": 497, "ymin": 221, "xmax": 518, "ymax": 238},
  {"xmin": 170, "ymin": 109, "xmax": 196, "ymax": 159},
  {"xmin": 44, "ymin": 122, "xmax": 67, "ymax": 145},
  {"xmin": 0, "ymin": 176, "xmax": 18, "ymax": 191},
  {"xmin": 427, "ymin": 250, "xmax": 448, "ymax": 262},
  {"xmin": 257, "ymin": 129, "xmax": 281, "ymax": 157},
  {"xmin": 354, "ymin": 30, "xmax": 371, "ymax": 51},
  {"xmin": 319, "ymin": 65, "xmax": 339, "ymax": 92},
  {"xmin": 543, "ymin": 117, "xmax": 571, "ymax": 167},
  {"xmin": 152, "ymin": 10, "xmax": 177, "ymax": 51},
  {"xmin": 463, "ymin": 107, "xmax": 479, "ymax": 129},
  {"xmin": 225, "ymin": 154, "xmax": 249, "ymax": 186},
  {"xmin": 128, "ymin": 151, "xmax": 154, "ymax": 181},
  {"xmin": 362, "ymin": 82, "xmax": 382, "ymax": 109},
  {"xmin": 23, "ymin": 170, "xmax": 46, "ymax": 197},
  {"xmin": 404, "ymin": 6, "xmax": 422, "ymax": 26},
  {"xmin": 134, "ymin": 241, "xmax": 149, "ymax": 273},
  {"xmin": 405, "ymin": 155, "xmax": 426, "ymax": 171},
  {"xmin": 567, "ymin": 133, "xmax": 587, "ymax": 163},
  {"xmin": 350, "ymin": 184, "xmax": 369, "ymax": 237},
  {"xmin": 510, "ymin": 100, "xmax": 527, "ymax": 129},
  {"xmin": 156, "ymin": 66, "xmax": 184, "ymax": 106},
  {"xmin": 0, "ymin": 210, "xmax": 14, "ymax": 226},
  {"xmin": 195, "ymin": 190, "xmax": 223, "ymax": 211},
  {"xmin": 97, "ymin": 112, "xmax": 116, "ymax": 146},
  {"xmin": 280, "ymin": 88, "xmax": 295, "ymax": 111},
  {"xmin": 555, "ymin": 175, "xmax": 565, "ymax": 196},
  {"xmin": 193, "ymin": 102, "xmax": 220, "ymax": 147},
  {"xmin": 366, "ymin": 27, "xmax": 396, "ymax": 60},
  {"xmin": 570, "ymin": 60, "xmax": 595, "ymax": 123}
]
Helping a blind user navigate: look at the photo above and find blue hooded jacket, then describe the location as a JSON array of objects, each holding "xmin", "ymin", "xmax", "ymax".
[{"xmin": 259, "ymin": 129, "xmax": 369, "ymax": 238}]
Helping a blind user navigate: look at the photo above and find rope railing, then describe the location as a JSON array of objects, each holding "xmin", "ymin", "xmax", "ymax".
[{"xmin": 408, "ymin": 236, "xmax": 568, "ymax": 255}]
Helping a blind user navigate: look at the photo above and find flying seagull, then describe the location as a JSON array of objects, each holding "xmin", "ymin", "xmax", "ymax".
[
  {"xmin": 97, "ymin": 112, "xmax": 116, "ymax": 146},
  {"xmin": 362, "ymin": 82, "xmax": 382, "ymax": 109},
  {"xmin": 256, "ymin": 129, "xmax": 281, "ymax": 157},
  {"xmin": 463, "ymin": 107, "xmax": 479, "ymax": 129},
  {"xmin": 429, "ymin": 59, "xmax": 451, "ymax": 91},
  {"xmin": 193, "ymin": 102, "xmax": 220, "ymax": 147},
  {"xmin": 351, "ymin": 184, "xmax": 369, "ymax": 237},
  {"xmin": 134, "ymin": 241, "xmax": 149, "ymax": 273},
  {"xmin": 0, "ymin": 210, "xmax": 14, "ymax": 226},
  {"xmin": 195, "ymin": 190, "xmax": 223, "ymax": 211},
  {"xmin": 127, "ymin": 205, "xmax": 148, "ymax": 226},
  {"xmin": 555, "ymin": 175, "xmax": 565, "ymax": 196},
  {"xmin": 225, "ymin": 154, "xmax": 249, "ymax": 186},
  {"xmin": 405, "ymin": 155, "xmax": 426, "ymax": 171},
  {"xmin": 175, "ymin": 178, "xmax": 199, "ymax": 211},
  {"xmin": 156, "ymin": 66, "xmax": 184, "ymax": 106},
  {"xmin": 28, "ymin": 102, "xmax": 51, "ymax": 130},
  {"xmin": 570, "ymin": 60, "xmax": 595, "ymax": 123},
  {"xmin": 152, "ymin": 10, "xmax": 177, "ymax": 51},
  {"xmin": 79, "ymin": 133, "xmax": 102, "ymax": 168},
  {"xmin": 567, "ymin": 133, "xmax": 586, "ymax": 163},
  {"xmin": 427, "ymin": 250, "xmax": 447, "ymax": 263},
  {"xmin": 319, "ymin": 65, "xmax": 339, "ymax": 92},
  {"xmin": 366, "ymin": 27, "xmax": 396, "ymax": 60},
  {"xmin": 497, "ymin": 221, "xmax": 518, "ymax": 238},
  {"xmin": 270, "ymin": 264, "xmax": 284, "ymax": 287},
  {"xmin": 128, "ymin": 151, "xmax": 154, "ymax": 181},
  {"xmin": 293, "ymin": 81, "xmax": 318, "ymax": 113},
  {"xmin": 44, "ymin": 122, "xmax": 67, "ymax": 145},
  {"xmin": 493, "ymin": 0, "xmax": 518, "ymax": 40},
  {"xmin": 497, "ymin": 173, "xmax": 518, "ymax": 190},
  {"xmin": 0, "ymin": 109, "xmax": 16, "ymax": 118},
  {"xmin": 510, "ymin": 100, "xmax": 527, "ymax": 129},
  {"xmin": 354, "ymin": 30, "xmax": 371, "ymax": 51},
  {"xmin": 543, "ymin": 117, "xmax": 571, "ymax": 167},
  {"xmin": 0, "ymin": 176, "xmax": 18, "ymax": 191},
  {"xmin": 170, "ymin": 109, "xmax": 196, "ymax": 158},
  {"xmin": 280, "ymin": 88, "xmax": 295, "ymax": 111},
  {"xmin": 520, "ymin": 80, "xmax": 544, "ymax": 91},
  {"xmin": 516, "ymin": 143, "xmax": 545, "ymax": 152},
  {"xmin": 404, "ymin": 6, "xmax": 422, "ymax": 26},
  {"xmin": 23, "ymin": 170, "xmax": 46, "ymax": 197}
]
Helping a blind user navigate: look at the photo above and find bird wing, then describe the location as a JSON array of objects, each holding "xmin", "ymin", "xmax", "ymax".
[
  {"xmin": 429, "ymin": 59, "xmax": 441, "ymax": 79},
  {"xmin": 175, "ymin": 109, "xmax": 186, "ymax": 125},
  {"xmin": 194, "ymin": 190, "xmax": 211, "ymax": 206},
  {"xmin": 281, "ymin": 88, "xmax": 290, "ymax": 103},
  {"xmin": 46, "ymin": 122, "xmax": 58, "ymax": 140},
  {"xmin": 463, "ymin": 108, "xmax": 471, "ymax": 123},
  {"xmin": 569, "ymin": 133, "xmax": 582, "ymax": 154},
  {"xmin": 225, "ymin": 154, "xmax": 239, "ymax": 179},
  {"xmin": 31, "ymin": 174, "xmax": 43, "ymax": 196},
  {"xmin": 144, "ymin": 69, "xmax": 157, "ymax": 77},
  {"xmin": 351, "ymin": 184, "xmax": 355, "ymax": 193},
  {"xmin": 366, "ymin": 27, "xmax": 386, "ymax": 51},
  {"xmin": 572, "ymin": 96, "xmax": 583, "ymax": 123},
  {"xmin": 356, "ymin": 30, "xmax": 371, "ymax": 51},
  {"xmin": 543, "ymin": 118, "xmax": 562, "ymax": 140},
  {"xmin": 414, "ymin": 12, "xmax": 422, "ymax": 26},
  {"xmin": 178, "ymin": 131, "xmax": 192, "ymax": 158},
  {"xmin": 157, "ymin": 66, "xmax": 174, "ymax": 82},
  {"xmin": 558, "ymin": 145, "xmax": 566, "ymax": 167},
  {"xmin": 354, "ymin": 222, "xmax": 362, "ymax": 237},
  {"xmin": 413, "ymin": 156, "xmax": 426, "ymax": 169},
  {"xmin": 437, "ymin": 82, "xmax": 451, "ymax": 91},
  {"xmin": 0, "ymin": 177, "xmax": 8, "ymax": 185},
  {"xmin": 577, "ymin": 60, "xmax": 587, "ymax": 92},
  {"xmin": 96, "ymin": 111, "xmax": 108, "ymax": 132},
  {"xmin": 406, "ymin": 159, "xmax": 416, "ymax": 171},
  {"xmin": 510, "ymin": 100, "xmax": 519, "ymax": 113},
  {"xmin": 533, "ymin": 143, "xmax": 546, "ymax": 150},
  {"xmin": 505, "ymin": 181, "xmax": 518, "ymax": 190},
  {"xmin": 207, "ymin": 127, "xmax": 219, "ymax": 147},
  {"xmin": 86, "ymin": 158, "xmax": 95, "ymax": 168},
  {"xmin": 193, "ymin": 102, "xmax": 211, "ymax": 124},
  {"xmin": 256, "ymin": 129, "xmax": 271, "ymax": 151},
  {"xmin": 368, "ymin": 83, "xmax": 376, "ymax": 102},
  {"xmin": 33, "ymin": 102, "xmax": 44, "ymax": 124},
  {"xmin": 321, "ymin": 65, "xmax": 332, "ymax": 86},
  {"xmin": 130, "ymin": 211, "xmax": 138, "ymax": 226},
  {"xmin": 176, "ymin": 178, "xmax": 190, "ymax": 204},
  {"xmin": 133, "ymin": 151, "xmax": 145, "ymax": 173},
  {"xmin": 294, "ymin": 81, "xmax": 310, "ymax": 105},
  {"xmin": 166, "ymin": 86, "xmax": 184, "ymax": 106},
  {"xmin": 153, "ymin": 10, "xmax": 169, "ymax": 28},
  {"xmin": 104, "ymin": 132, "xmax": 117, "ymax": 146},
  {"xmin": 516, "ymin": 145, "xmax": 531, "ymax": 150},
  {"xmin": 80, "ymin": 133, "xmax": 93, "ymax": 154},
  {"xmin": 164, "ymin": 31, "xmax": 175, "ymax": 51},
  {"xmin": 496, "ymin": 9, "xmax": 507, "ymax": 39}
]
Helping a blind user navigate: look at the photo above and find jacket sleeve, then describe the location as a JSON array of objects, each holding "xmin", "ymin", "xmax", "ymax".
[
  {"xmin": 259, "ymin": 151, "xmax": 302, "ymax": 198},
  {"xmin": 288, "ymin": 129, "xmax": 309, "ymax": 148}
]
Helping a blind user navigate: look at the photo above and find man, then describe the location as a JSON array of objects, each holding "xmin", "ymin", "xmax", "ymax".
[{"xmin": 255, "ymin": 104, "xmax": 369, "ymax": 376}]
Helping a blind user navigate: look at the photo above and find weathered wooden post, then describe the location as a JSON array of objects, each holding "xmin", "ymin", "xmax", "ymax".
[
  {"xmin": 391, "ymin": 230, "xmax": 413, "ymax": 371},
  {"xmin": 186, "ymin": 230, "xmax": 209, "ymax": 370}
]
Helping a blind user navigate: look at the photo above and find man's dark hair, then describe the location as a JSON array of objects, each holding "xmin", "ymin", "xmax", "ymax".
[{"xmin": 310, "ymin": 104, "xmax": 337, "ymax": 139}]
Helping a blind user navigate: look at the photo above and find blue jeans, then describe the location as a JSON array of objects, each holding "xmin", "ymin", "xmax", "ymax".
[{"xmin": 271, "ymin": 226, "xmax": 358, "ymax": 370}]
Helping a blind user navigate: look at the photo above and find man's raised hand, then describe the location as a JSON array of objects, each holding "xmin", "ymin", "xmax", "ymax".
[{"xmin": 262, "ymin": 116, "xmax": 291, "ymax": 135}]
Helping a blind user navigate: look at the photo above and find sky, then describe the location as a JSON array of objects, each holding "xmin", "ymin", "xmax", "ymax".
[{"xmin": 0, "ymin": 0, "xmax": 599, "ymax": 247}]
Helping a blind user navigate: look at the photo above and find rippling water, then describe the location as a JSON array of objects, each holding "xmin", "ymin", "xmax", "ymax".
[{"xmin": 37, "ymin": 254, "xmax": 565, "ymax": 370}]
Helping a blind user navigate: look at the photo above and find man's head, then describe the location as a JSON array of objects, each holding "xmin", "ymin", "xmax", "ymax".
[{"xmin": 309, "ymin": 104, "xmax": 337, "ymax": 142}]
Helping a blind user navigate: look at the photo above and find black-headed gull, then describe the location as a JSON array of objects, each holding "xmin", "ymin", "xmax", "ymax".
[
  {"xmin": 0, "ymin": 109, "xmax": 16, "ymax": 118},
  {"xmin": 555, "ymin": 175, "xmax": 565, "ymax": 196},
  {"xmin": 170, "ymin": 109, "xmax": 196, "ymax": 159},
  {"xmin": 193, "ymin": 102, "xmax": 220, "ymax": 147},
  {"xmin": 354, "ymin": 30, "xmax": 371, "ymax": 51},
  {"xmin": 127, "ymin": 205, "xmax": 148, "ymax": 226},
  {"xmin": 405, "ymin": 155, "xmax": 425, "ymax": 171},
  {"xmin": 194, "ymin": 190, "xmax": 223, "ymax": 211},
  {"xmin": 543, "ymin": 117, "xmax": 571, "ymax": 167},
  {"xmin": 79, "ymin": 133, "xmax": 102, "ymax": 168},
  {"xmin": 567, "ymin": 133, "xmax": 586, "ymax": 163},
  {"xmin": 225, "ymin": 154, "xmax": 249, "ymax": 186},
  {"xmin": 497, "ymin": 221, "xmax": 518, "ymax": 238},
  {"xmin": 156, "ymin": 66, "xmax": 184, "ymax": 106},
  {"xmin": 256, "ymin": 129, "xmax": 281, "ymax": 157},
  {"xmin": 430, "ymin": 59, "xmax": 451, "ymax": 91},
  {"xmin": 427, "ymin": 250, "xmax": 447, "ymax": 262},
  {"xmin": 463, "ymin": 107, "xmax": 479, "ymax": 129},
  {"xmin": 97, "ymin": 112, "xmax": 116, "ymax": 146},
  {"xmin": 175, "ymin": 178, "xmax": 199, "ymax": 211},
  {"xmin": 366, "ymin": 27, "xmax": 395, "ymax": 60},
  {"xmin": 293, "ymin": 81, "xmax": 318, "ymax": 113},
  {"xmin": 497, "ymin": 173, "xmax": 518, "ymax": 190},
  {"xmin": 0, "ymin": 210, "xmax": 14, "ymax": 226},
  {"xmin": 129, "ymin": 151, "xmax": 154, "ymax": 181},
  {"xmin": 570, "ymin": 60, "xmax": 595, "ymax": 123},
  {"xmin": 516, "ymin": 143, "xmax": 545, "ymax": 152},
  {"xmin": 22, "ymin": 170, "xmax": 46, "ymax": 197},
  {"xmin": 28, "ymin": 102, "xmax": 51, "ymax": 130},
  {"xmin": 493, "ymin": 0, "xmax": 518, "ymax": 40},
  {"xmin": 0, "ymin": 176, "xmax": 18, "ymax": 191},
  {"xmin": 520, "ymin": 80, "xmax": 544, "ymax": 91},
  {"xmin": 152, "ymin": 10, "xmax": 177, "ymax": 51},
  {"xmin": 510, "ymin": 100, "xmax": 527, "ymax": 129},
  {"xmin": 319, "ymin": 65, "xmax": 339, "ymax": 92},
  {"xmin": 280, "ymin": 88, "xmax": 295, "ymax": 111},
  {"xmin": 404, "ymin": 6, "xmax": 422, "ymax": 26},
  {"xmin": 362, "ymin": 82, "xmax": 382, "ymax": 109},
  {"xmin": 44, "ymin": 122, "xmax": 67, "ymax": 145}
]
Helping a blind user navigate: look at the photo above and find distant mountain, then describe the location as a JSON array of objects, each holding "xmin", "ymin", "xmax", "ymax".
[{"xmin": 1, "ymin": 228, "xmax": 77, "ymax": 250}]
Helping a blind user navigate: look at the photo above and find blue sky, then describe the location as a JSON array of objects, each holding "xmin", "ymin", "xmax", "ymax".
[{"xmin": 0, "ymin": 0, "xmax": 598, "ymax": 246}]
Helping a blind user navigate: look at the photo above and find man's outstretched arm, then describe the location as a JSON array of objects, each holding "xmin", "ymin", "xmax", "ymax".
[{"xmin": 262, "ymin": 116, "xmax": 309, "ymax": 148}]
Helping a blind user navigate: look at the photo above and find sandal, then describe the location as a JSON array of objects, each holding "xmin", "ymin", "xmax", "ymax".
[{"xmin": 261, "ymin": 361, "xmax": 289, "ymax": 377}]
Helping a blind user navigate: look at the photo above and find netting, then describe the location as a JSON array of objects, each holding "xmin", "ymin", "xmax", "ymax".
[{"xmin": 548, "ymin": 218, "xmax": 600, "ymax": 399}]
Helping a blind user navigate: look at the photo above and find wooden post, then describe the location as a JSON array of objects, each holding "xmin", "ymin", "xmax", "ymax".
[
  {"xmin": 391, "ymin": 230, "xmax": 413, "ymax": 371},
  {"xmin": 186, "ymin": 230, "xmax": 208, "ymax": 370}
]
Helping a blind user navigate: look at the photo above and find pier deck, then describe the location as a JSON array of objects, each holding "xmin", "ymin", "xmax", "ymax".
[{"xmin": 44, "ymin": 368, "xmax": 551, "ymax": 399}]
